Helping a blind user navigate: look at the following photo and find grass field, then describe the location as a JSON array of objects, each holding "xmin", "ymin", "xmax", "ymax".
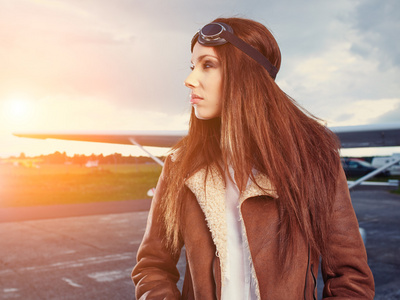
[
  {"xmin": 1, "ymin": 163, "xmax": 398, "ymax": 208},
  {"xmin": 0, "ymin": 163, "xmax": 162, "ymax": 208},
  {"xmin": 347, "ymin": 175, "xmax": 400, "ymax": 194}
]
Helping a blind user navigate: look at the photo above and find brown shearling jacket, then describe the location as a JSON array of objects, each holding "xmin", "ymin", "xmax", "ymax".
[{"xmin": 132, "ymin": 157, "xmax": 375, "ymax": 299}]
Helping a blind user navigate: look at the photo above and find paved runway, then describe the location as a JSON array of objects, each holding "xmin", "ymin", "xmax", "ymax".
[{"xmin": 0, "ymin": 190, "xmax": 399, "ymax": 299}]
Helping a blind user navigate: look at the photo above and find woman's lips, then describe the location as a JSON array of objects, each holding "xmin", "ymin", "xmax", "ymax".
[{"xmin": 190, "ymin": 94, "xmax": 203, "ymax": 105}]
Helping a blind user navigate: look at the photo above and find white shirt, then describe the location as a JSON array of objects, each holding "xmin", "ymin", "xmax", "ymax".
[{"xmin": 221, "ymin": 167, "xmax": 257, "ymax": 300}]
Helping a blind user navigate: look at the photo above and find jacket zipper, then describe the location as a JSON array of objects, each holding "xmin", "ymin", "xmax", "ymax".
[
  {"xmin": 304, "ymin": 245, "xmax": 310, "ymax": 300},
  {"xmin": 310, "ymin": 264, "xmax": 317, "ymax": 300},
  {"xmin": 304, "ymin": 246, "xmax": 317, "ymax": 300}
]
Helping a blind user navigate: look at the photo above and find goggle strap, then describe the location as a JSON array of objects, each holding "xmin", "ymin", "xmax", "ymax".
[{"xmin": 220, "ymin": 30, "xmax": 278, "ymax": 79}]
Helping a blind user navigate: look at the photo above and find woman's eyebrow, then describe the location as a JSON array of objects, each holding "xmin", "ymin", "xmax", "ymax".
[{"xmin": 191, "ymin": 54, "xmax": 219, "ymax": 65}]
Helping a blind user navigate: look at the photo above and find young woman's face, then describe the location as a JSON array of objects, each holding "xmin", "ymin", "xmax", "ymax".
[{"xmin": 184, "ymin": 43, "xmax": 223, "ymax": 120}]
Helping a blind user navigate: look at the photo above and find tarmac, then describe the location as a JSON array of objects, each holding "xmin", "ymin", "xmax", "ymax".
[{"xmin": 0, "ymin": 190, "xmax": 399, "ymax": 300}]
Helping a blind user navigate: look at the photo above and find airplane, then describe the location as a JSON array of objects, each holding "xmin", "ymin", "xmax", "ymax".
[
  {"xmin": 13, "ymin": 122, "xmax": 400, "ymax": 191},
  {"xmin": 13, "ymin": 123, "xmax": 400, "ymax": 245}
]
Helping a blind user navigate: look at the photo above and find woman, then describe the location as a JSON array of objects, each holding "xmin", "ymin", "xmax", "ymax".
[{"xmin": 132, "ymin": 17, "xmax": 374, "ymax": 299}]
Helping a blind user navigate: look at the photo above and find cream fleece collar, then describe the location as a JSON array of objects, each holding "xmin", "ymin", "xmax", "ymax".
[{"xmin": 184, "ymin": 165, "xmax": 278, "ymax": 279}]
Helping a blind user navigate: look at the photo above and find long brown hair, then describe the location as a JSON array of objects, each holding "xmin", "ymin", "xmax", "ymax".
[{"xmin": 161, "ymin": 17, "xmax": 341, "ymax": 271}]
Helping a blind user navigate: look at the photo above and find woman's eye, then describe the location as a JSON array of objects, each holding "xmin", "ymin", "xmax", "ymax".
[
  {"xmin": 203, "ymin": 61, "xmax": 214, "ymax": 69},
  {"xmin": 190, "ymin": 60, "xmax": 217, "ymax": 71}
]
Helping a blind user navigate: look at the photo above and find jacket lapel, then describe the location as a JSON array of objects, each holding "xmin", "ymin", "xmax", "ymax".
[
  {"xmin": 240, "ymin": 172, "xmax": 278, "ymax": 204},
  {"xmin": 185, "ymin": 166, "xmax": 278, "ymax": 279},
  {"xmin": 185, "ymin": 165, "xmax": 228, "ymax": 277}
]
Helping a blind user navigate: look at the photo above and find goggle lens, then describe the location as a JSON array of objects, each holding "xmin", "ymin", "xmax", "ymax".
[{"xmin": 201, "ymin": 23, "xmax": 224, "ymax": 38}]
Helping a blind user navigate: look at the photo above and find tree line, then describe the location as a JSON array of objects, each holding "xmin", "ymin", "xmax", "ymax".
[{"xmin": 14, "ymin": 151, "xmax": 165, "ymax": 165}]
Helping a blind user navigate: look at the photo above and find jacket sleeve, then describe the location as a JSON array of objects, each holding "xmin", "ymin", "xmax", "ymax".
[
  {"xmin": 321, "ymin": 166, "xmax": 375, "ymax": 299},
  {"xmin": 132, "ymin": 156, "xmax": 183, "ymax": 299}
]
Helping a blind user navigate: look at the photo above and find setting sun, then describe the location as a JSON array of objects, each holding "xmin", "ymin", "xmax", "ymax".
[{"xmin": 2, "ymin": 94, "xmax": 34, "ymax": 128}]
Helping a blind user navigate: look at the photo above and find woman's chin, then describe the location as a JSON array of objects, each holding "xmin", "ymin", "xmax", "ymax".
[
  {"xmin": 194, "ymin": 106, "xmax": 217, "ymax": 120},
  {"xmin": 194, "ymin": 108, "xmax": 208, "ymax": 120}
]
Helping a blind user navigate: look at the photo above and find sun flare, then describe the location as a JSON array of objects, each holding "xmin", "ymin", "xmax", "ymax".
[
  {"xmin": 8, "ymin": 99, "xmax": 29, "ymax": 117},
  {"xmin": 2, "ymin": 94, "xmax": 35, "ymax": 129}
]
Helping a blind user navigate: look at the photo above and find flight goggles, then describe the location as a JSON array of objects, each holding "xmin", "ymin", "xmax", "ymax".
[{"xmin": 191, "ymin": 22, "xmax": 278, "ymax": 79}]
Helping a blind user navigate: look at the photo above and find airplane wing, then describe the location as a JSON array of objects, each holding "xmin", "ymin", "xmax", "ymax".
[
  {"xmin": 331, "ymin": 123, "xmax": 400, "ymax": 148},
  {"xmin": 13, "ymin": 130, "xmax": 187, "ymax": 148},
  {"xmin": 12, "ymin": 123, "xmax": 400, "ymax": 190},
  {"xmin": 13, "ymin": 123, "xmax": 400, "ymax": 149}
]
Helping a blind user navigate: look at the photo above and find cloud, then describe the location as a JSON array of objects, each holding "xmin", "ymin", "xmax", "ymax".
[
  {"xmin": 327, "ymin": 98, "xmax": 400, "ymax": 126},
  {"xmin": 26, "ymin": 94, "xmax": 190, "ymax": 131},
  {"xmin": 0, "ymin": 0, "xmax": 194, "ymax": 115},
  {"xmin": 0, "ymin": 0, "xmax": 399, "ymax": 157},
  {"xmin": 373, "ymin": 101, "xmax": 400, "ymax": 123},
  {"xmin": 350, "ymin": 0, "xmax": 400, "ymax": 68},
  {"xmin": 273, "ymin": 0, "xmax": 400, "ymax": 125}
]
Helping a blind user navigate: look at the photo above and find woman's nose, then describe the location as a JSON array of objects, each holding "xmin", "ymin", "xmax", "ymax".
[{"xmin": 184, "ymin": 70, "xmax": 199, "ymax": 89}]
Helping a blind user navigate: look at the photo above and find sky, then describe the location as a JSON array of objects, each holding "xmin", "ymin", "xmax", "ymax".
[{"xmin": 0, "ymin": 0, "xmax": 399, "ymax": 158}]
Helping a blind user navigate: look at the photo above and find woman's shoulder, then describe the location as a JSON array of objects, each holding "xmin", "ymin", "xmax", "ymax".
[
  {"xmin": 166, "ymin": 148, "xmax": 181, "ymax": 164},
  {"xmin": 161, "ymin": 149, "xmax": 182, "ymax": 174}
]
